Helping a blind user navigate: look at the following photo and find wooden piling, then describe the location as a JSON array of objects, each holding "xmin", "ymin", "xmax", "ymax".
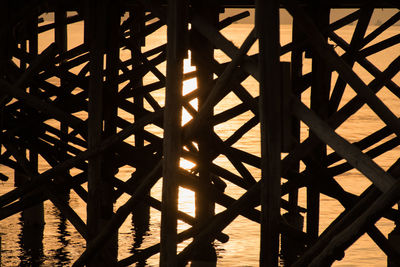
[
  {"xmin": 19, "ymin": 13, "xmax": 45, "ymax": 264},
  {"xmin": 129, "ymin": 6, "xmax": 151, "ymax": 234},
  {"xmin": 281, "ymin": 18, "xmax": 305, "ymax": 265},
  {"xmin": 191, "ymin": 1, "xmax": 218, "ymax": 265},
  {"xmin": 256, "ymin": 0, "xmax": 281, "ymax": 265},
  {"xmin": 86, "ymin": 0, "xmax": 118, "ymax": 265},
  {"xmin": 55, "ymin": 4, "xmax": 71, "ymax": 201},
  {"xmin": 2, "ymin": 1, "xmax": 400, "ymax": 266},
  {"xmin": 160, "ymin": 0, "xmax": 186, "ymax": 266},
  {"xmin": 307, "ymin": 4, "xmax": 331, "ymax": 243}
]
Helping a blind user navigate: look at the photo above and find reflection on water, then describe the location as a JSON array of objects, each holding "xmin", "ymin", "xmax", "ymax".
[
  {"xmin": 53, "ymin": 212, "xmax": 72, "ymax": 266},
  {"xmin": 18, "ymin": 215, "xmax": 44, "ymax": 266},
  {"xmin": 131, "ymin": 205, "xmax": 151, "ymax": 267}
]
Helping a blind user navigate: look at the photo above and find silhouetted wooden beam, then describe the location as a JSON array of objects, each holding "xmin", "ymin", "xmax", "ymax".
[
  {"xmin": 292, "ymin": 96, "xmax": 396, "ymax": 192},
  {"xmin": 119, "ymin": 80, "xmax": 164, "ymax": 99},
  {"xmin": 256, "ymin": 0, "xmax": 281, "ymax": 265},
  {"xmin": 191, "ymin": 14, "xmax": 259, "ymax": 80},
  {"xmin": 118, "ymin": 205, "xmax": 307, "ymax": 267},
  {"xmin": 38, "ymin": 14, "xmax": 82, "ymax": 33},
  {"xmin": 181, "ymin": 43, "xmax": 258, "ymax": 118},
  {"xmin": 85, "ymin": 0, "xmax": 120, "ymax": 264},
  {"xmin": 306, "ymin": 5, "xmax": 331, "ymax": 243},
  {"xmin": 359, "ymin": 34, "xmax": 400, "ymax": 58},
  {"xmin": 46, "ymin": 183, "xmax": 88, "ymax": 239},
  {"xmin": 191, "ymin": 3, "xmax": 219, "ymax": 262},
  {"xmin": 367, "ymin": 225, "xmax": 400, "ymax": 266},
  {"xmin": 121, "ymin": 9, "xmax": 155, "ymax": 33},
  {"xmin": 328, "ymin": 6, "xmax": 373, "ymax": 115},
  {"xmin": 72, "ymin": 161, "xmax": 163, "ymax": 267},
  {"xmin": 0, "ymin": 78, "xmax": 87, "ymax": 137},
  {"xmin": 285, "ymin": 1, "xmax": 400, "ymax": 139},
  {"xmin": 225, "ymin": 115, "xmax": 259, "ymax": 146},
  {"xmin": 217, "ymin": 11, "xmax": 250, "ymax": 29},
  {"xmin": 112, "ymin": 177, "xmax": 230, "ymax": 243},
  {"xmin": 212, "ymin": 100, "xmax": 256, "ymax": 126},
  {"xmin": 328, "ymin": 137, "xmax": 400, "ymax": 176},
  {"xmin": 361, "ymin": 11, "xmax": 400, "ymax": 47},
  {"xmin": 292, "ymin": 185, "xmax": 379, "ymax": 266},
  {"xmin": 280, "ymin": 9, "xmax": 361, "ymax": 57},
  {"xmin": 308, "ymin": 181, "xmax": 400, "ymax": 266},
  {"xmin": 123, "ymin": 38, "xmax": 166, "ymax": 83},
  {"xmin": 326, "ymin": 124, "xmax": 393, "ymax": 166},
  {"xmin": 125, "ymin": 0, "xmax": 399, "ymax": 8},
  {"xmin": 296, "ymin": 156, "xmax": 400, "ymax": 264},
  {"xmin": 176, "ymin": 181, "xmax": 261, "ymax": 266},
  {"xmin": 328, "ymin": 54, "xmax": 400, "ymax": 134},
  {"xmin": 123, "ymin": 19, "xmax": 164, "ymax": 41},
  {"xmin": 183, "ymin": 29, "xmax": 257, "ymax": 140},
  {"xmin": 55, "ymin": 43, "xmax": 89, "ymax": 63},
  {"xmin": 3, "ymin": 141, "xmax": 88, "ymax": 239},
  {"xmin": 159, "ymin": 0, "xmax": 187, "ymax": 265},
  {"xmin": 0, "ymin": 109, "xmax": 162, "ymax": 208},
  {"xmin": 282, "ymin": 52, "xmax": 400, "ymax": 180}
]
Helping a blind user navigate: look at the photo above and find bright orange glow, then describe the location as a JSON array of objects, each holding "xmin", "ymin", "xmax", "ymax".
[
  {"xmin": 178, "ymin": 52, "xmax": 197, "ymax": 218},
  {"xmin": 178, "ymin": 187, "xmax": 195, "ymax": 218},
  {"xmin": 182, "ymin": 52, "xmax": 198, "ymax": 126}
]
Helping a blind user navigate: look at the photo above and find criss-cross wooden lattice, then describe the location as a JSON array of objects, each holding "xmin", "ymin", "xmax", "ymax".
[{"xmin": 1, "ymin": 0, "xmax": 400, "ymax": 266}]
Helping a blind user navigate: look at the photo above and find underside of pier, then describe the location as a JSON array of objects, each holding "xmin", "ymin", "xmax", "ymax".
[{"xmin": 1, "ymin": 0, "xmax": 400, "ymax": 266}]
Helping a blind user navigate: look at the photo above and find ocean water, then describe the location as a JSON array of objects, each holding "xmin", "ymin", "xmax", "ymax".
[{"xmin": 1, "ymin": 15, "xmax": 400, "ymax": 266}]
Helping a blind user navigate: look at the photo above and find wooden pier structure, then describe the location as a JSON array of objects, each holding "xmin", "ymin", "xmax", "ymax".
[{"xmin": 1, "ymin": 0, "xmax": 400, "ymax": 266}]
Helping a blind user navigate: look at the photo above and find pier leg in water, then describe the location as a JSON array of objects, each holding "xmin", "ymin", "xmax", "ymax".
[
  {"xmin": 190, "ymin": 0, "xmax": 219, "ymax": 266},
  {"xmin": 129, "ymin": 6, "xmax": 151, "ymax": 240},
  {"xmin": 85, "ymin": 0, "xmax": 119, "ymax": 265},
  {"xmin": 388, "ymin": 224, "xmax": 400, "ymax": 267},
  {"xmin": 54, "ymin": 5, "xmax": 71, "ymax": 203},
  {"xmin": 281, "ymin": 212, "xmax": 305, "ymax": 265},
  {"xmin": 17, "ymin": 12, "xmax": 45, "ymax": 264}
]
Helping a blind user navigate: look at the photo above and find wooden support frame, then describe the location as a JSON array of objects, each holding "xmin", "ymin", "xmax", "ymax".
[
  {"xmin": 2, "ymin": 1, "xmax": 400, "ymax": 266},
  {"xmin": 256, "ymin": 0, "xmax": 281, "ymax": 265},
  {"xmin": 159, "ymin": 0, "xmax": 187, "ymax": 266},
  {"xmin": 85, "ymin": 0, "xmax": 119, "ymax": 263}
]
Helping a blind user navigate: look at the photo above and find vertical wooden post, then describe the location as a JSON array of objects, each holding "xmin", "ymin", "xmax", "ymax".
[
  {"xmin": 307, "ymin": 5, "xmax": 331, "ymax": 243},
  {"xmin": 86, "ymin": 0, "xmax": 118, "ymax": 265},
  {"xmin": 388, "ymin": 225, "xmax": 400, "ymax": 267},
  {"xmin": 256, "ymin": 0, "xmax": 281, "ymax": 266},
  {"xmin": 55, "ymin": 4, "xmax": 70, "ymax": 202},
  {"xmin": 104, "ymin": 0, "xmax": 121, "ymax": 262},
  {"xmin": 281, "ymin": 20, "xmax": 305, "ymax": 265},
  {"xmin": 130, "ymin": 7, "xmax": 151, "ymax": 234},
  {"xmin": 16, "ymin": 12, "xmax": 45, "ymax": 264},
  {"xmin": 160, "ymin": 0, "xmax": 186, "ymax": 266},
  {"xmin": 288, "ymin": 19, "xmax": 303, "ymax": 208},
  {"xmin": 26, "ymin": 7, "xmax": 43, "ymax": 231},
  {"xmin": 191, "ymin": 1, "xmax": 218, "ymax": 266}
]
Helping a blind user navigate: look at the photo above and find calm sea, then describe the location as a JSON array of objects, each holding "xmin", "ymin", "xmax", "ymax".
[{"xmin": 1, "ymin": 19, "xmax": 400, "ymax": 266}]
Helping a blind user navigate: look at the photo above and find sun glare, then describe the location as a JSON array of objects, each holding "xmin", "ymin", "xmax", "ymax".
[
  {"xmin": 182, "ymin": 52, "xmax": 198, "ymax": 126},
  {"xmin": 178, "ymin": 52, "xmax": 198, "ymax": 218}
]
